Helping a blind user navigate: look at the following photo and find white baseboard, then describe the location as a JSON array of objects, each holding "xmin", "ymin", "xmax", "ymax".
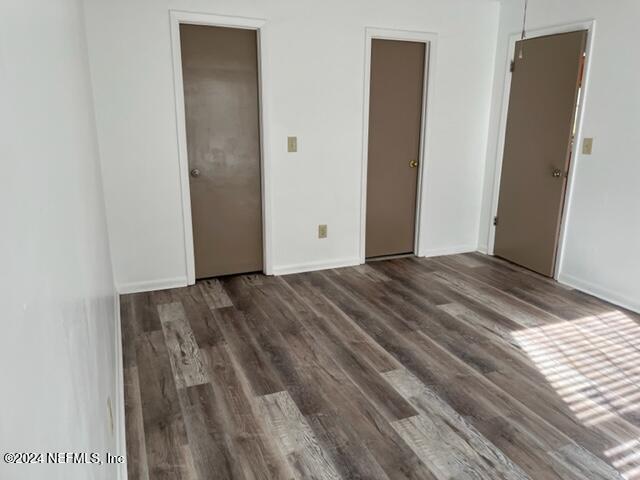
[
  {"xmin": 476, "ymin": 244, "xmax": 489, "ymax": 255},
  {"xmin": 272, "ymin": 257, "xmax": 361, "ymax": 276},
  {"xmin": 558, "ymin": 273, "xmax": 640, "ymax": 314},
  {"xmin": 113, "ymin": 294, "xmax": 128, "ymax": 480},
  {"xmin": 117, "ymin": 276, "xmax": 187, "ymax": 295},
  {"xmin": 419, "ymin": 245, "xmax": 478, "ymax": 258}
]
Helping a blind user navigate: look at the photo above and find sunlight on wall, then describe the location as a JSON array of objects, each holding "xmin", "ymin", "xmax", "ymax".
[{"xmin": 513, "ymin": 311, "xmax": 640, "ymax": 479}]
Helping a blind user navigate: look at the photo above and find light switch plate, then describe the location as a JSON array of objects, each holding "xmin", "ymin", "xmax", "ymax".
[
  {"xmin": 582, "ymin": 137, "xmax": 593, "ymax": 155},
  {"xmin": 287, "ymin": 136, "xmax": 297, "ymax": 153},
  {"xmin": 318, "ymin": 224, "xmax": 327, "ymax": 239}
]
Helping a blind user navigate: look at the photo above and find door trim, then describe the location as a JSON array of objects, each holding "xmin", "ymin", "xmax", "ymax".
[
  {"xmin": 359, "ymin": 27, "xmax": 437, "ymax": 264},
  {"xmin": 487, "ymin": 20, "xmax": 596, "ymax": 279},
  {"xmin": 169, "ymin": 10, "xmax": 273, "ymax": 284}
]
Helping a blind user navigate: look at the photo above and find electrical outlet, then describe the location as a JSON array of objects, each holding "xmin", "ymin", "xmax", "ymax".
[
  {"xmin": 287, "ymin": 136, "xmax": 297, "ymax": 153},
  {"xmin": 318, "ymin": 224, "xmax": 327, "ymax": 239},
  {"xmin": 582, "ymin": 137, "xmax": 593, "ymax": 155}
]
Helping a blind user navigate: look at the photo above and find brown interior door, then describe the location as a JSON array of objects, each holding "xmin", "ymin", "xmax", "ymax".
[
  {"xmin": 366, "ymin": 39, "xmax": 426, "ymax": 258},
  {"xmin": 494, "ymin": 30, "xmax": 587, "ymax": 277},
  {"xmin": 180, "ymin": 24, "xmax": 263, "ymax": 279}
]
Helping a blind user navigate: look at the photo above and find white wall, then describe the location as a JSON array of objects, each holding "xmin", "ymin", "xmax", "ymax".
[
  {"xmin": 83, "ymin": 0, "xmax": 500, "ymax": 291},
  {"xmin": 0, "ymin": 1, "xmax": 120, "ymax": 479},
  {"xmin": 480, "ymin": 0, "xmax": 640, "ymax": 312}
]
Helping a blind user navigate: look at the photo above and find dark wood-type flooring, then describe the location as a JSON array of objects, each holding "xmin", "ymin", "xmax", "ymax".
[{"xmin": 121, "ymin": 253, "xmax": 640, "ymax": 480}]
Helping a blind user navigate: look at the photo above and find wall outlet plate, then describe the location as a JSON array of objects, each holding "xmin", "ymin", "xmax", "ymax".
[
  {"xmin": 287, "ymin": 136, "xmax": 297, "ymax": 153},
  {"xmin": 318, "ymin": 224, "xmax": 327, "ymax": 239},
  {"xmin": 582, "ymin": 137, "xmax": 593, "ymax": 155}
]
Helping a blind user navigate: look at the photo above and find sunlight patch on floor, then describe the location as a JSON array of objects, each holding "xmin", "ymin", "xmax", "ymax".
[{"xmin": 513, "ymin": 310, "xmax": 640, "ymax": 479}]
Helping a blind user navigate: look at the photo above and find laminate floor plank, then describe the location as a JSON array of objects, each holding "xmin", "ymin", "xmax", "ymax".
[
  {"xmin": 369, "ymin": 258, "xmax": 454, "ymax": 306},
  {"xmin": 331, "ymin": 268, "xmax": 511, "ymax": 377},
  {"xmin": 432, "ymin": 255, "xmax": 597, "ymax": 321},
  {"xmin": 198, "ymin": 278, "xmax": 234, "ymax": 309},
  {"xmin": 462, "ymin": 253, "xmax": 633, "ymax": 320},
  {"xmin": 174, "ymin": 285, "xmax": 226, "ymax": 348},
  {"xmin": 300, "ymin": 363, "xmax": 438, "ymax": 480},
  {"xmin": 123, "ymin": 366, "xmax": 149, "ymax": 480},
  {"xmin": 427, "ymin": 269, "xmax": 556, "ymax": 328},
  {"xmin": 305, "ymin": 271, "xmax": 472, "ymax": 388},
  {"xmin": 158, "ymin": 302, "xmax": 208, "ymax": 389},
  {"xmin": 181, "ymin": 445, "xmax": 201, "ymax": 480},
  {"xmin": 129, "ymin": 291, "xmax": 163, "ymax": 332},
  {"xmin": 384, "ymin": 368, "xmax": 530, "ymax": 480},
  {"xmin": 307, "ymin": 271, "xmax": 522, "ymax": 422},
  {"xmin": 121, "ymin": 294, "xmax": 140, "ymax": 369},
  {"xmin": 136, "ymin": 330, "xmax": 189, "ymax": 479},
  {"xmin": 472, "ymin": 415, "xmax": 595, "ymax": 480},
  {"xmin": 200, "ymin": 345, "xmax": 295, "ymax": 480},
  {"xmin": 337, "ymin": 264, "xmax": 638, "ymax": 464},
  {"xmin": 256, "ymin": 391, "xmax": 342, "ymax": 480},
  {"xmin": 221, "ymin": 277, "xmax": 322, "ymax": 412},
  {"xmin": 179, "ymin": 382, "xmax": 245, "ymax": 480},
  {"xmin": 318, "ymin": 265, "xmax": 638, "ymax": 472},
  {"xmin": 353, "ymin": 268, "xmax": 545, "ymax": 381},
  {"xmin": 550, "ymin": 444, "xmax": 626, "ymax": 480},
  {"xmin": 279, "ymin": 275, "xmax": 402, "ymax": 373},
  {"xmin": 245, "ymin": 276, "xmax": 439, "ymax": 479},
  {"xmin": 279, "ymin": 295, "xmax": 418, "ymax": 422},
  {"xmin": 213, "ymin": 305, "xmax": 286, "ymax": 397},
  {"xmin": 242, "ymin": 277, "xmax": 433, "ymax": 479},
  {"xmin": 121, "ymin": 253, "xmax": 638, "ymax": 480}
]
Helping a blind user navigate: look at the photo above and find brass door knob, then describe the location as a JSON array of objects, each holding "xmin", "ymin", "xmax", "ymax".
[
  {"xmin": 409, "ymin": 160, "xmax": 419, "ymax": 168},
  {"xmin": 552, "ymin": 168, "xmax": 563, "ymax": 178},
  {"xmin": 190, "ymin": 168, "xmax": 201, "ymax": 178}
]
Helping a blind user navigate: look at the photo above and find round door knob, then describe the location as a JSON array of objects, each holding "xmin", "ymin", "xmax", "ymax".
[
  {"xmin": 190, "ymin": 168, "xmax": 201, "ymax": 178},
  {"xmin": 552, "ymin": 168, "xmax": 563, "ymax": 178},
  {"xmin": 409, "ymin": 160, "xmax": 419, "ymax": 168}
]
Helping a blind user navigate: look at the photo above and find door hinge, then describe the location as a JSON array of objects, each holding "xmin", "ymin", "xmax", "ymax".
[
  {"xmin": 493, "ymin": 216, "xmax": 499, "ymax": 226},
  {"xmin": 510, "ymin": 60, "xmax": 515, "ymax": 73}
]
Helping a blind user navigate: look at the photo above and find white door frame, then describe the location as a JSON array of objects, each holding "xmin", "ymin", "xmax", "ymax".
[
  {"xmin": 359, "ymin": 27, "xmax": 438, "ymax": 263},
  {"xmin": 487, "ymin": 20, "xmax": 596, "ymax": 279},
  {"xmin": 169, "ymin": 11, "xmax": 273, "ymax": 284}
]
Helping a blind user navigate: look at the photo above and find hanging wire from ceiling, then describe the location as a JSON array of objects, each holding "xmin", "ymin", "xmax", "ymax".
[{"xmin": 518, "ymin": 0, "xmax": 529, "ymax": 59}]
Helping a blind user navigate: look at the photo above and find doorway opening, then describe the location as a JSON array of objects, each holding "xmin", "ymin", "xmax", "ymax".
[
  {"xmin": 360, "ymin": 28, "xmax": 436, "ymax": 263},
  {"xmin": 170, "ymin": 12, "xmax": 272, "ymax": 283},
  {"xmin": 490, "ymin": 24, "xmax": 592, "ymax": 278}
]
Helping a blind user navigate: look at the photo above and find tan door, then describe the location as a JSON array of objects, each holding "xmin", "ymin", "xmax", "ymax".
[
  {"xmin": 366, "ymin": 39, "xmax": 426, "ymax": 258},
  {"xmin": 494, "ymin": 30, "xmax": 587, "ymax": 277},
  {"xmin": 180, "ymin": 25, "xmax": 263, "ymax": 279}
]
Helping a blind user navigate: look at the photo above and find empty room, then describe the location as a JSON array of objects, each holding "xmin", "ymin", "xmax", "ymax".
[{"xmin": 2, "ymin": 0, "xmax": 640, "ymax": 479}]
